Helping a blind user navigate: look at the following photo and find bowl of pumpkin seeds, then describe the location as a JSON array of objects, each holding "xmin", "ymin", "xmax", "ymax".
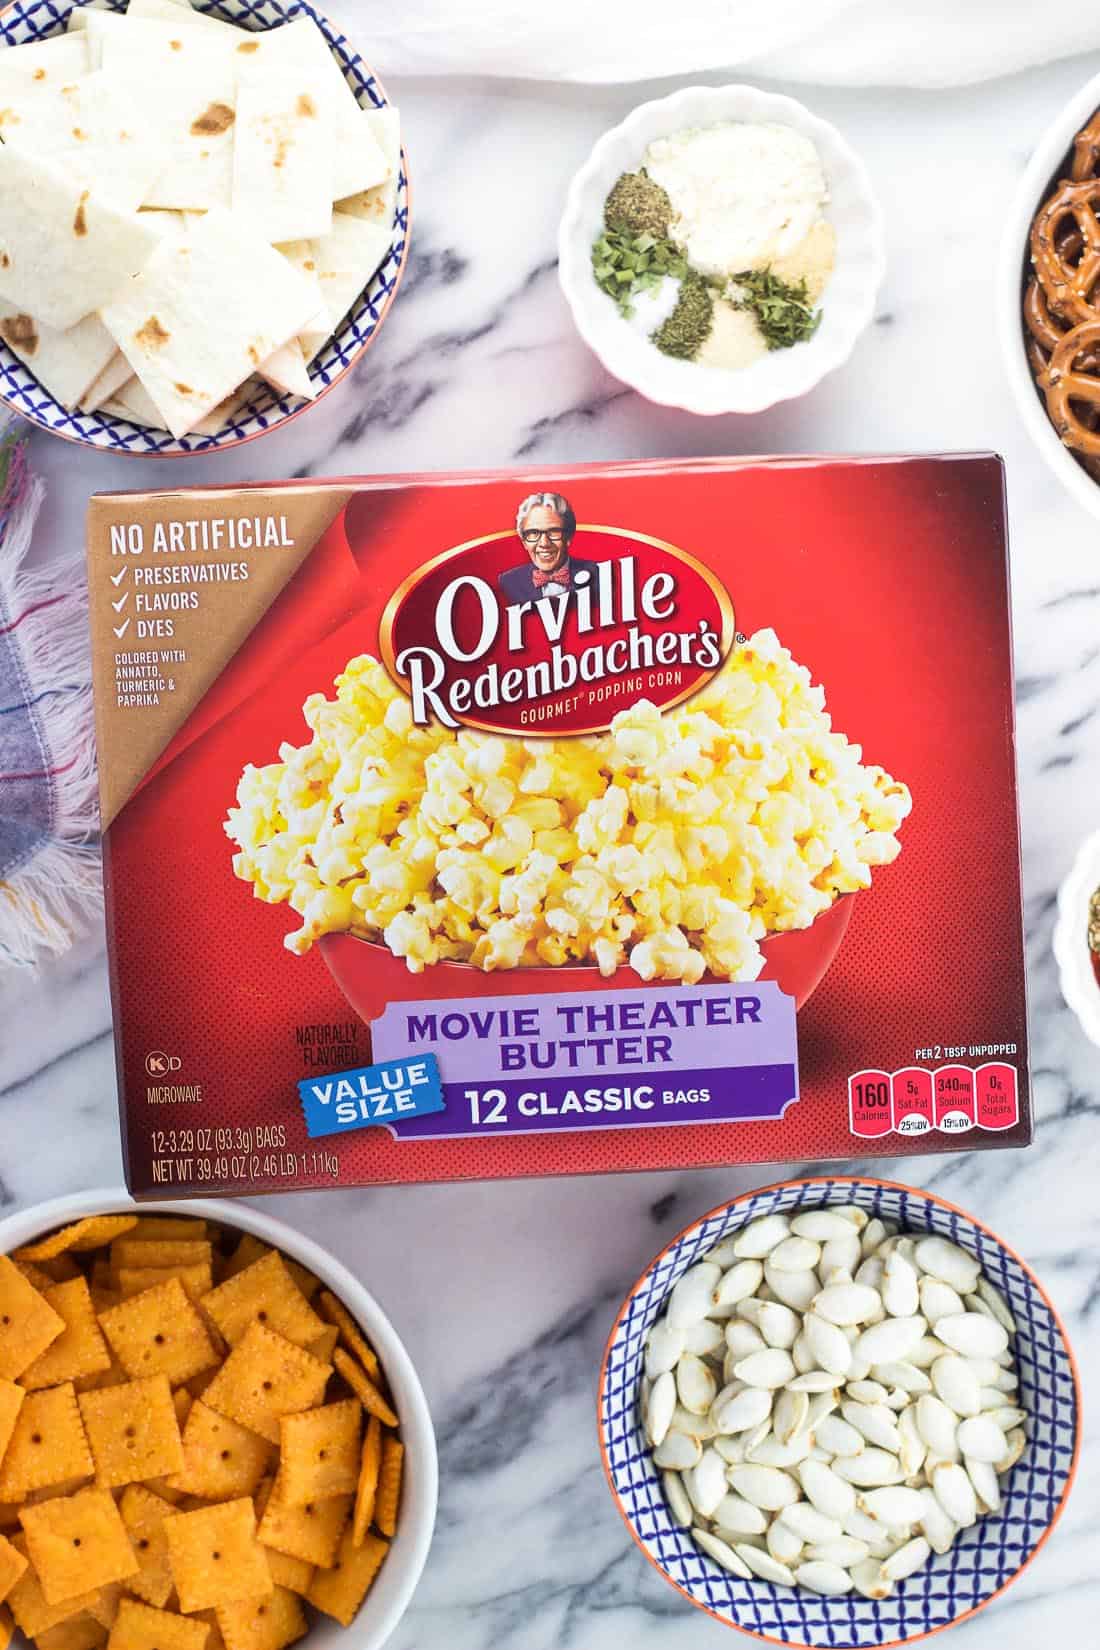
[{"xmin": 598, "ymin": 1175, "xmax": 1080, "ymax": 1646}]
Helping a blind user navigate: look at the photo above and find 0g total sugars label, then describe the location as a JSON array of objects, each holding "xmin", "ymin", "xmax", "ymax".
[{"xmin": 299, "ymin": 982, "xmax": 798, "ymax": 1142}]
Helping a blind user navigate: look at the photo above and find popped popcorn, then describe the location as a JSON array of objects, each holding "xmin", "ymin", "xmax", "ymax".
[{"xmin": 225, "ymin": 629, "xmax": 912, "ymax": 982}]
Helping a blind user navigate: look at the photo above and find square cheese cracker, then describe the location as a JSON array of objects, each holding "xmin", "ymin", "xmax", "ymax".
[
  {"xmin": 0, "ymin": 145, "xmax": 159, "ymax": 331},
  {"xmin": 0, "ymin": 69, "xmax": 169, "ymax": 215},
  {"xmin": 232, "ymin": 70, "xmax": 333, "ymax": 243},
  {"xmin": 100, "ymin": 206, "xmax": 319, "ymax": 438}
]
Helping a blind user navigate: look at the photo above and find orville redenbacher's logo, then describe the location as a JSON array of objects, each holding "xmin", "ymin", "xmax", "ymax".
[{"xmin": 379, "ymin": 488, "xmax": 735, "ymax": 736}]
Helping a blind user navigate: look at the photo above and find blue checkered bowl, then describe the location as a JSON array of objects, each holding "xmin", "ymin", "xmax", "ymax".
[
  {"xmin": 0, "ymin": 0, "xmax": 409, "ymax": 455},
  {"xmin": 599, "ymin": 1175, "xmax": 1081, "ymax": 1648}
]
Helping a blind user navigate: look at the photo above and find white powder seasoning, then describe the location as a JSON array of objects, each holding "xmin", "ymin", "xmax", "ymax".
[{"xmin": 644, "ymin": 121, "xmax": 829, "ymax": 279}]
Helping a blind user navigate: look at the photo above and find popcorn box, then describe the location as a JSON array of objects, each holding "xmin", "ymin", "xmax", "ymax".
[{"xmin": 86, "ymin": 455, "xmax": 1032, "ymax": 1198}]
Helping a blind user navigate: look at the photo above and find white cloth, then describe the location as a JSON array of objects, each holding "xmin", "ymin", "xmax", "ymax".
[{"xmin": 356, "ymin": 0, "xmax": 1100, "ymax": 87}]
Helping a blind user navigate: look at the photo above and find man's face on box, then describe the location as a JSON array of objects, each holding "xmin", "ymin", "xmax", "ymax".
[{"xmin": 519, "ymin": 504, "xmax": 568, "ymax": 572}]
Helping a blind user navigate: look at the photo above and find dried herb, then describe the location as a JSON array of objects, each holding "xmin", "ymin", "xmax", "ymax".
[
  {"xmin": 603, "ymin": 169, "xmax": 673, "ymax": 238},
  {"xmin": 729, "ymin": 267, "xmax": 821, "ymax": 350},
  {"xmin": 1090, "ymin": 885, "xmax": 1100, "ymax": 956},
  {"xmin": 591, "ymin": 225, "xmax": 688, "ymax": 317},
  {"xmin": 651, "ymin": 269, "xmax": 714, "ymax": 360}
]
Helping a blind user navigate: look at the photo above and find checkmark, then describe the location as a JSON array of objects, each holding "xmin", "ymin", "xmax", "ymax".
[
  {"xmin": 113, "ymin": 618, "xmax": 131, "ymax": 639},
  {"xmin": 111, "ymin": 592, "xmax": 129, "ymax": 613},
  {"xmin": 109, "ymin": 567, "xmax": 128, "ymax": 587}
]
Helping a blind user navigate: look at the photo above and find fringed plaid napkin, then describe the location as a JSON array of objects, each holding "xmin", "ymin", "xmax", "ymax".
[{"xmin": 0, "ymin": 424, "xmax": 100, "ymax": 969}]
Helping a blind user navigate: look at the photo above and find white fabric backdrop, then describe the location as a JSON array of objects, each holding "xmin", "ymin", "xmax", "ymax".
[{"xmin": 358, "ymin": 0, "xmax": 1100, "ymax": 86}]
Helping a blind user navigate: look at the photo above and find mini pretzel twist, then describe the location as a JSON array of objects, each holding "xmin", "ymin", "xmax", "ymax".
[
  {"xmin": 1043, "ymin": 319, "xmax": 1100, "ymax": 455},
  {"xmin": 1072, "ymin": 111, "xmax": 1100, "ymax": 180},
  {"xmin": 1030, "ymin": 178, "xmax": 1100, "ymax": 324}
]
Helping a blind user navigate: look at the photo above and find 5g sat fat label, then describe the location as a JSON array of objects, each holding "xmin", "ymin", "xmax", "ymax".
[{"xmin": 849, "ymin": 1061, "xmax": 1020, "ymax": 1141}]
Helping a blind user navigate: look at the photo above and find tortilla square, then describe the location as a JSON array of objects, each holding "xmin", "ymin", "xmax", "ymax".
[
  {"xmin": 306, "ymin": 1527, "xmax": 387, "ymax": 1627},
  {"xmin": 350, "ymin": 1415, "xmax": 380, "ymax": 1548},
  {"xmin": 163, "ymin": 1500, "xmax": 272, "ymax": 1613},
  {"xmin": 214, "ymin": 1586, "xmax": 305, "ymax": 1650},
  {"xmin": 251, "ymin": 20, "xmax": 385, "ymax": 202},
  {"xmin": 21, "ymin": 1281, "xmax": 112, "ymax": 1391},
  {"xmin": 0, "ymin": 70, "xmax": 168, "ymax": 216},
  {"xmin": 97, "ymin": 1277, "xmax": 219, "ymax": 1387},
  {"xmin": 127, "ymin": 0, "xmax": 240, "ymax": 35},
  {"xmin": 89, "ymin": 15, "xmax": 238, "ymax": 210},
  {"xmin": 200, "ymin": 1256, "xmax": 322, "ymax": 1355},
  {"xmin": 255, "ymin": 1494, "xmax": 349, "ymax": 1573},
  {"xmin": 300, "ymin": 212, "xmax": 393, "ymax": 362},
  {"xmin": 35, "ymin": 1613, "xmax": 107, "ymax": 1650},
  {"xmin": 5, "ymin": 1536, "xmax": 102, "ymax": 1638},
  {"xmin": 0, "ymin": 34, "xmax": 89, "ymax": 93},
  {"xmin": 0, "ymin": 1534, "xmax": 26, "ymax": 1607},
  {"xmin": 108, "ymin": 1599, "xmax": 209, "ymax": 1650},
  {"xmin": 78, "ymin": 1376, "xmax": 184, "ymax": 1489},
  {"xmin": 331, "ymin": 1351, "xmax": 396, "ymax": 1429},
  {"xmin": 0, "ymin": 1256, "xmax": 65, "ymax": 1380},
  {"xmin": 315, "ymin": 1293, "xmax": 379, "ymax": 1382},
  {"xmin": 80, "ymin": 350, "xmax": 134, "ymax": 414},
  {"xmin": 100, "ymin": 206, "xmax": 318, "ymax": 438},
  {"xmin": 0, "ymin": 1386, "xmax": 93, "ymax": 1501},
  {"xmin": 116, "ymin": 1486, "xmax": 175, "ymax": 1610},
  {"xmin": 202, "ymin": 1325, "xmax": 329, "ymax": 1448},
  {"xmin": 19, "ymin": 1488, "xmax": 138, "ymax": 1604},
  {"xmin": 258, "ymin": 1551, "xmax": 311, "ymax": 1598},
  {"xmin": 275, "ymin": 1402, "xmax": 359, "ymax": 1509},
  {"xmin": 168, "ymin": 1402, "xmax": 272, "ymax": 1503},
  {"xmin": 337, "ymin": 106, "xmax": 400, "ymax": 226},
  {"xmin": 232, "ymin": 70, "xmax": 332, "ymax": 242},
  {"xmin": 0, "ymin": 148, "xmax": 158, "ymax": 331}
]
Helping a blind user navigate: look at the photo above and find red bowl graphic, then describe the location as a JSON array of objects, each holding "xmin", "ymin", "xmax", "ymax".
[{"xmin": 320, "ymin": 894, "xmax": 853, "ymax": 1027}]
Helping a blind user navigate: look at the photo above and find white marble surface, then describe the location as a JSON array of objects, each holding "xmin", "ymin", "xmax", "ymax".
[{"xmin": 4, "ymin": 43, "xmax": 1100, "ymax": 1650}]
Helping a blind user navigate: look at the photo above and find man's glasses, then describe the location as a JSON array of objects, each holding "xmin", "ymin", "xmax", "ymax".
[{"xmin": 520, "ymin": 527, "xmax": 565, "ymax": 546}]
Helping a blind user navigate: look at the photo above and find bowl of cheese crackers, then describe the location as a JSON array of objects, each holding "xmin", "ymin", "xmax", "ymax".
[
  {"xmin": 0, "ymin": 1192, "xmax": 437, "ymax": 1650},
  {"xmin": 0, "ymin": 0, "xmax": 409, "ymax": 455}
]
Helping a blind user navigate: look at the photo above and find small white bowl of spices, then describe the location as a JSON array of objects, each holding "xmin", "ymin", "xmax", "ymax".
[{"xmin": 559, "ymin": 84, "xmax": 885, "ymax": 415}]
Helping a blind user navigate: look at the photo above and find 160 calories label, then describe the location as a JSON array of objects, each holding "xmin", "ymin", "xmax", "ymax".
[
  {"xmin": 849, "ymin": 1059, "xmax": 1019, "ymax": 1139},
  {"xmin": 312, "ymin": 981, "xmax": 803, "ymax": 1142}
]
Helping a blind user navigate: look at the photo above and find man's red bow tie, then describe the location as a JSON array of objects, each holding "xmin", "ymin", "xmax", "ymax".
[{"xmin": 532, "ymin": 566, "xmax": 571, "ymax": 590}]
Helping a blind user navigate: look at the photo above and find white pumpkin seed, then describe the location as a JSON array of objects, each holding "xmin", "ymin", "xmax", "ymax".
[
  {"xmin": 841, "ymin": 1400, "xmax": 902, "ymax": 1453},
  {"xmin": 735, "ymin": 1545, "xmax": 796, "ymax": 1586},
  {"xmin": 832, "ymin": 1449, "xmax": 905, "ymax": 1487},
  {"xmin": 769, "ymin": 1235, "xmax": 821, "ymax": 1272},
  {"xmin": 662, "ymin": 1469, "xmax": 693, "ymax": 1527},
  {"xmin": 767, "ymin": 1520, "xmax": 804, "ymax": 1565},
  {"xmin": 956, "ymin": 1414, "xmax": 1007, "ymax": 1463},
  {"xmin": 779, "ymin": 1502, "xmax": 843, "ymax": 1543},
  {"xmin": 728, "ymin": 1464, "xmax": 801, "ymax": 1511},
  {"xmin": 915, "ymin": 1237, "xmax": 981, "ymax": 1293},
  {"xmin": 860, "ymin": 1218, "xmax": 889, "ymax": 1259},
  {"xmin": 872, "ymin": 1360, "xmax": 930, "ymax": 1395},
  {"xmin": 918, "ymin": 1489, "xmax": 957, "ymax": 1554},
  {"xmin": 774, "ymin": 1389, "xmax": 810, "ymax": 1447},
  {"xmin": 764, "ymin": 1263, "xmax": 819, "ymax": 1312},
  {"xmin": 734, "ymin": 1348, "xmax": 796, "ymax": 1390},
  {"xmin": 812, "ymin": 1282, "xmax": 880, "ymax": 1326},
  {"xmin": 816, "ymin": 1415, "xmax": 865, "ymax": 1458},
  {"xmin": 713, "ymin": 1434, "xmax": 747, "ymax": 1465},
  {"xmin": 791, "ymin": 1210, "xmax": 856, "ymax": 1242},
  {"xmin": 898, "ymin": 1407, "xmax": 926, "ymax": 1478},
  {"xmin": 846, "ymin": 1379, "xmax": 889, "ymax": 1405},
  {"xmin": 693, "ymin": 1527, "xmax": 754, "ymax": 1579},
  {"xmin": 713, "ymin": 1259, "xmax": 765, "ymax": 1312},
  {"xmin": 987, "ymin": 1405, "xmax": 1027, "ymax": 1432},
  {"xmin": 645, "ymin": 1369, "xmax": 676, "ymax": 1446},
  {"xmin": 933, "ymin": 1313, "xmax": 1009, "ymax": 1360},
  {"xmin": 858, "ymin": 1485, "xmax": 927, "ymax": 1525},
  {"xmin": 795, "ymin": 1560, "xmax": 853, "ymax": 1595},
  {"xmin": 965, "ymin": 1454, "xmax": 1001, "ymax": 1514},
  {"xmin": 791, "ymin": 1331, "xmax": 816, "ymax": 1375},
  {"xmin": 757, "ymin": 1301, "xmax": 801, "ymax": 1352},
  {"xmin": 977, "ymin": 1276, "xmax": 1017, "ymax": 1335},
  {"xmin": 820, "ymin": 1232, "xmax": 863, "ymax": 1277},
  {"xmin": 881, "ymin": 1536, "xmax": 930, "ymax": 1582},
  {"xmin": 645, "ymin": 1321, "xmax": 685, "ymax": 1378},
  {"xmin": 703, "ymin": 1236, "xmax": 745, "ymax": 1268},
  {"xmin": 668, "ymin": 1263, "xmax": 722, "ymax": 1327},
  {"xmin": 807, "ymin": 1536, "xmax": 869, "ymax": 1567},
  {"xmin": 713, "ymin": 1385, "xmax": 773, "ymax": 1435},
  {"xmin": 832, "ymin": 1205, "xmax": 870, "ymax": 1230},
  {"xmin": 907, "ymin": 1335, "xmax": 947, "ymax": 1370},
  {"xmin": 676, "ymin": 1353, "xmax": 717, "ymax": 1415},
  {"xmin": 733, "ymin": 1214, "xmax": 791, "ymax": 1259},
  {"xmin": 802, "ymin": 1312, "xmax": 853, "ymax": 1378},
  {"xmin": 851, "ymin": 1557, "xmax": 893, "ymax": 1600},
  {"xmin": 686, "ymin": 1447, "xmax": 728, "ymax": 1517},
  {"xmin": 995, "ymin": 1428, "xmax": 1027, "ymax": 1475},
  {"xmin": 843, "ymin": 1507, "xmax": 887, "ymax": 1545},
  {"xmin": 992, "ymin": 1367, "xmax": 1019, "ymax": 1393},
  {"xmin": 855, "ymin": 1316, "xmax": 927, "ymax": 1366},
  {"xmin": 799, "ymin": 1459, "xmax": 857, "ymax": 1520},
  {"xmin": 919, "ymin": 1277, "xmax": 966, "ymax": 1324},
  {"xmin": 712, "ymin": 1490, "xmax": 768, "ymax": 1535},
  {"xmin": 744, "ymin": 1418, "xmax": 772, "ymax": 1457},
  {"xmin": 669, "ymin": 1404, "xmax": 717, "ymax": 1440},
  {"xmin": 653, "ymin": 1428, "xmax": 702, "ymax": 1469},
  {"xmin": 747, "ymin": 1433, "xmax": 815, "ymax": 1470},
  {"xmin": 931, "ymin": 1460, "xmax": 977, "ymax": 1527},
  {"xmin": 788, "ymin": 1370, "xmax": 839, "ymax": 1393},
  {"xmin": 725, "ymin": 1320, "xmax": 766, "ymax": 1361},
  {"xmin": 931, "ymin": 1354, "xmax": 981, "ymax": 1418},
  {"xmin": 915, "ymin": 1394, "xmax": 961, "ymax": 1459},
  {"xmin": 882, "ymin": 1252, "xmax": 920, "ymax": 1318},
  {"xmin": 683, "ymin": 1319, "xmax": 725, "ymax": 1358}
]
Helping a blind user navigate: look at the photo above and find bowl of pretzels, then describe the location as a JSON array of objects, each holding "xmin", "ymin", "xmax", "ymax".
[{"xmin": 1000, "ymin": 71, "xmax": 1100, "ymax": 519}]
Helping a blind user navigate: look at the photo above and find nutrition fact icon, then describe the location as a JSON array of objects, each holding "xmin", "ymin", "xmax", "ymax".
[{"xmin": 848, "ymin": 1063, "xmax": 1019, "ymax": 1138}]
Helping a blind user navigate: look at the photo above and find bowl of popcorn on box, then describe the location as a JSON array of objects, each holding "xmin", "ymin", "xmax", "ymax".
[
  {"xmin": 598, "ymin": 1175, "xmax": 1080, "ymax": 1647},
  {"xmin": 0, "ymin": 0, "xmax": 409, "ymax": 456},
  {"xmin": 0, "ymin": 1192, "xmax": 437, "ymax": 1650},
  {"xmin": 224, "ymin": 630, "xmax": 912, "ymax": 1018}
]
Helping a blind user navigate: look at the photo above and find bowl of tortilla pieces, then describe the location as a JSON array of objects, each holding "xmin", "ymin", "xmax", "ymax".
[{"xmin": 0, "ymin": 0, "xmax": 409, "ymax": 455}]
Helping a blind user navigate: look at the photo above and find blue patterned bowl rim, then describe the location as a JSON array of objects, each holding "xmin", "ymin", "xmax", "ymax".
[{"xmin": 598, "ymin": 1174, "xmax": 1082, "ymax": 1649}]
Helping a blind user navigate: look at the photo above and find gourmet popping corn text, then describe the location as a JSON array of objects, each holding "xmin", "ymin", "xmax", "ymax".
[{"xmin": 225, "ymin": 629, "xmax": 912, "ymax": 983}]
